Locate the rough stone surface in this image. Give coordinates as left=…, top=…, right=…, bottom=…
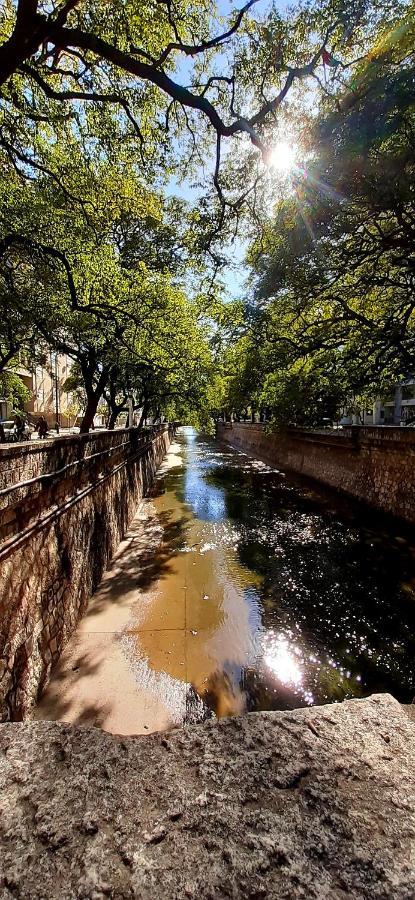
left=1, top=693, right=415, bottom=898
left=0, top=427, right=173, bottom=721
left=218, top=422, right=415, bottom=523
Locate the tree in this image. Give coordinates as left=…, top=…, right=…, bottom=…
left=0, top=368, right=30, bottom=411
left=0, top=128, right=215, bottom=430
left=1, top=1, right=409, bottom=434
left=243, top=6, right=415, bottom=423
left=0, top=0, right=400, bottom=239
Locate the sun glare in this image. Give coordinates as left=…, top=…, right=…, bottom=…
left=269, top=141, right=297, bottom=173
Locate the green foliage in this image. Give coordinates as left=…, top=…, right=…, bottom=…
left=1, top=0, right=413, bottom=433
left=1, top=0, right=407, bottom=255
left=0, top=122, right=214, bottom=430
left=0, top=369, right=30, bottom=411
left=238, top=5, right=415, bottom=426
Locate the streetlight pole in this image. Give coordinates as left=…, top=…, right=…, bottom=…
left=54, top=353, right=60, bottom=431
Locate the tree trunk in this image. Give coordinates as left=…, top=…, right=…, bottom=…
left=105, top=383, right=126, bottom=430
left=79, top=369, right=109, bottom=434
left=79, top=391, right=100, bottom=433
left=138, top=398, right=149, bottom=431
left=108, top=400, right=127, bottom=429
left=108, top=409, right=118, bottom=429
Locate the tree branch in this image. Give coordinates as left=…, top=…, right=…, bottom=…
left=131, top=0, right=259, bottom=68
left=0, top=4, right=337, bottom=164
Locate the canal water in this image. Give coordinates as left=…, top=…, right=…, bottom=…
left=135, top=426, right=415, bottom=721
left=35, top=425, right=415, bottom=732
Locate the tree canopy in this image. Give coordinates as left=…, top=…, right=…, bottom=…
left=0, top=125, right=212, bottom=429
left=218, top=4, right=415, bottom=426
left=0, top=0, right=413, bottom=431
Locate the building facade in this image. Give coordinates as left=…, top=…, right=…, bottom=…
left=14, top=352, right=77, bottom=427
left=339, top=380, right=415, bottom=427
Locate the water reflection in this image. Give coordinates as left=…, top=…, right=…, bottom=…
left=126, top=426, right=415, bottom=723
left=264, top=631, right=303, bottom=687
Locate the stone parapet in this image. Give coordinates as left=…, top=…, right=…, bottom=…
left=0, top=694, right=414, bottom=898
left=0, top=426, right=173, bottom=720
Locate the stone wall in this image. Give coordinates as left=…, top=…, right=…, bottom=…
left=218, top=422, right=415, bottom=522
left=0, top=426, right=173, bottom=721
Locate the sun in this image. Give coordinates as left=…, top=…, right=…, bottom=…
left=268, top=141, right=297, bottom=173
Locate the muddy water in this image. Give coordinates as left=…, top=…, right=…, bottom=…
left=125, top=426, right=415, bottom=722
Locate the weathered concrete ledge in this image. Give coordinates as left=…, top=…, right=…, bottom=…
left=1, top=694, right=414, bottom=898
left=218, top=422, right=415, bottom=523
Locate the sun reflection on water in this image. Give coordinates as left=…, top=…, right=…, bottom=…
left=263, top=630, right=315, bottom=704
left=176, top=431, right=415, bottom=710
left=264, top=631, right=303, bottom=686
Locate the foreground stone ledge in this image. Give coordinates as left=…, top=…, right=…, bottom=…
left=1, top=694, right=415, bottom=899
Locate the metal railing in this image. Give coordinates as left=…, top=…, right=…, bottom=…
left=0, top=424, right=170, bottom=501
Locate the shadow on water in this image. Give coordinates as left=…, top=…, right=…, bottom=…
left=166, top=428, right=415, bottom=716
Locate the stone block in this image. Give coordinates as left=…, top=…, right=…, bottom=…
left=0, top=695, right=414, bottom=898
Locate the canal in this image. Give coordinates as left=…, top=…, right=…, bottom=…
left=36, top=426, right=415, bottom=732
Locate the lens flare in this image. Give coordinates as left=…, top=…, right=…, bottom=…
left=269, top=141, right=297, bottom=172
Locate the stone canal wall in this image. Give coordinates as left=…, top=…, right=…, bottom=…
left=0, top=425, right=173, bottom=720
left=218, top=422, right=415, bottom=522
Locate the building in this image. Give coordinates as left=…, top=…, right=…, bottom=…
left=339, top=380, right=415, bottom=427
left=13, top=351, right=77, bottom=428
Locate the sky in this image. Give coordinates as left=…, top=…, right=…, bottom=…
left=165, top=0, right=278, bottom=301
